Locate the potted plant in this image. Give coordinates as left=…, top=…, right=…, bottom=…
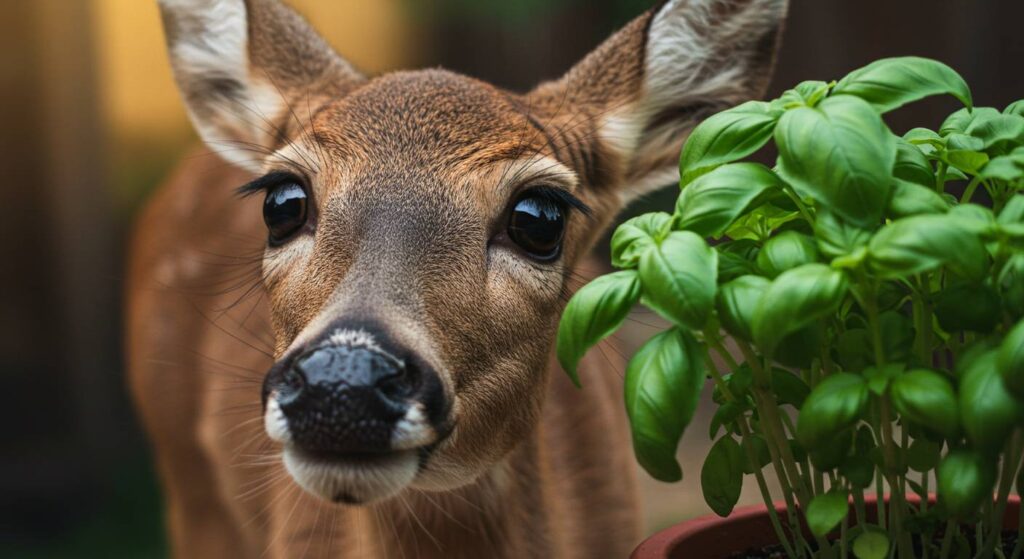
left=557, top=56, right=1024, bottom=559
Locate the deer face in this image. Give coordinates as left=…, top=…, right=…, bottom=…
left=159, top=0, right=786, bottom=504
left=254, top=74, right=602, bottom=503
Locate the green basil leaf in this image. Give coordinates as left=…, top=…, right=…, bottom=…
left=944, top=149, right=990, bottom=174
left=810, top=429, right=854, bottom=470
left=752, top=264, right=848, bottom=356
left=806, top=490, right=850, bottom=537
left=773, top=325, right=822, bottom=369
left=775, top=95, right=896, bottom=226
left=724, top=204, right=801, bottom=242
left=709, top=401, right=745, bottom=439
left=833, top=57, right=972, bottom=113
left=894, top=137, right=937, bottom=187
left=941, top=107, right=1001, bottom=136
left=880, top=276, right=911, bottom=311
left=721, top=253, right=761, bottom=283
left=955, top=340, right=1002, bottom=379
left=717, top=250, right=759, bottom=282
left=864, top=364, right=903, bottom=396
left=679, top=100, right=782, bottom=186
left=904, top=127, right=943, bottom=143
left=853, top=531, right=890, bottom=559
left=1000, top=195, right=1024, bottom=225
left=998, top=320, right=1024, bottom=398
left=625, top=328, right=704, bottom=482
left=723, top=365, right=754, bottom=402
left=960, top=349, right=1019, bottom=453
left=867, top=214, right=987, bottom=280
left=719, top=239, right=761, bottom=259
left=797, top=373, right=869, bottom=450
left=934, top=283, right=1001, bottom=333
left=776, top=80, right=833, bottom=109
left=716, top=275, right=770, bottom=342
left=904, top=127, right=944, bottom=156
left=1006, top=100, right=1024, bottom=118
left=835, top=328, right=871, bottom=372
left=556, top=271, right=641, bottom=386
left=887, top=179, right=951, bottom=218
left=840, top=454, right=876, bottom=489
left=945, top=166, right=969, bottom=181
left=701, top=436, right=744, bottom=517
left=639, top=231, right=717, bottom=330
left=906, top=438, right=943, bottom=473
left=867, top=446, right=896, bottom=475
left=610, top=212, right=671, bottom=269
left=997, top=203, right=1024, bottom=229
left=879, top=311, right=916, bottom=364
left=675, top=163, right=781, bottom=237
left=981, top=153, right=1024, bottom=181
left=968, top=112, right=1024, bottom=156
left=938, top=449, right=996, bottom=518
left=999, top=254, right=1024, bottom=319
left=890, top=369, right=959, bottom=440
left=741, top=434, right=772, bottom=474
left=756, top=231, right=819, bottom=278
left=948, top=204, right=999, bottom=238
left=815, top=210, right=873, bottom=259
left=772, top=368, right=811, bottom=408
left=947, top=133, right=985, bottom=152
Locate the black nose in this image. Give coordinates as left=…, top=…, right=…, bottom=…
left=277, top=344, right=412, bottom=454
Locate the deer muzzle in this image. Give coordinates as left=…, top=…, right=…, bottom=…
left=261, top=325, right=451, bottom=504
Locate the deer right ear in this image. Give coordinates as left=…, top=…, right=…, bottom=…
left=158, top=0, right=365, bottom=172
left=529, top=0, right=787, bottom=202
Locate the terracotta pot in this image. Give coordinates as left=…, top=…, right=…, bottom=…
left=632, top=496, right=1021, bottom=559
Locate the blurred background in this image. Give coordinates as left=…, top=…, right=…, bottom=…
left=1, top=0, right=1021, bottom=556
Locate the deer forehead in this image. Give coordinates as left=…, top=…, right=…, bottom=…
left=308, top=70, right=555, bottom=171
left=263, top=70, right=581, bottom=231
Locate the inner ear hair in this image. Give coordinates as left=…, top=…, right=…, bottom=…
left=642, top=100, right=724, bottom=137
left=631, top=0, right=787, bottom=158
left=157, top=0, right=365, bottom=172
left=526, top=0, right=787, bottom=203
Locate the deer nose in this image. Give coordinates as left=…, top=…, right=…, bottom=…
left=276, top=344, right=412, bottom=454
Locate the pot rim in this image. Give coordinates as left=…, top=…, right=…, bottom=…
left=632, top=494, right=1022, bottom=559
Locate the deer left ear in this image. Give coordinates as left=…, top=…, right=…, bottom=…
left=158, top=0, right=366, bottom=173
left=529, top=0, right=787, bottom=201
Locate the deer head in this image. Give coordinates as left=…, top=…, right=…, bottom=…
left=158, top=0, right=787, bottom=504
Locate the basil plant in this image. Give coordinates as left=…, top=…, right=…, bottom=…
left=558, top=57, right=1024, bottom=559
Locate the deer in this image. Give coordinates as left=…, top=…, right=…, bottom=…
left=127, top=0, right=786, bottom=556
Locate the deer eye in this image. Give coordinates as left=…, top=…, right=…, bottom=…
left=507, top=192, right=566, bottom=261
left=264, top=182, right=308, bottom=244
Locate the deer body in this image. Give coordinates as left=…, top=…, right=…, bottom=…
left=128, top=1, right=785, bottom=557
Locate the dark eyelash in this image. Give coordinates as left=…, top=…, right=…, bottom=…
left=526, top=185, right=593, bottom=218
left=236, top=171, right=305, bottom=198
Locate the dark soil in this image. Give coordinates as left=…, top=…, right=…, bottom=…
left=727, top=530, right=1020, bottom=558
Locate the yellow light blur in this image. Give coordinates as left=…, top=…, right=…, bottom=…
left=94, top=0, right=417, bottom=138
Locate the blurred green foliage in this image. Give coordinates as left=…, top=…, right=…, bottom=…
left=411, top=0, right=655, bottom=29
left=3, top=458, right=167, bottom=559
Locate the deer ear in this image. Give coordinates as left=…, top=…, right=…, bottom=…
left=158, top=0, right=365, bottom=172
left=530, top=0, right=787, bottom=201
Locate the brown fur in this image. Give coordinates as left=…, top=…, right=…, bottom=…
left=129, top=1, right=785, bottom=557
